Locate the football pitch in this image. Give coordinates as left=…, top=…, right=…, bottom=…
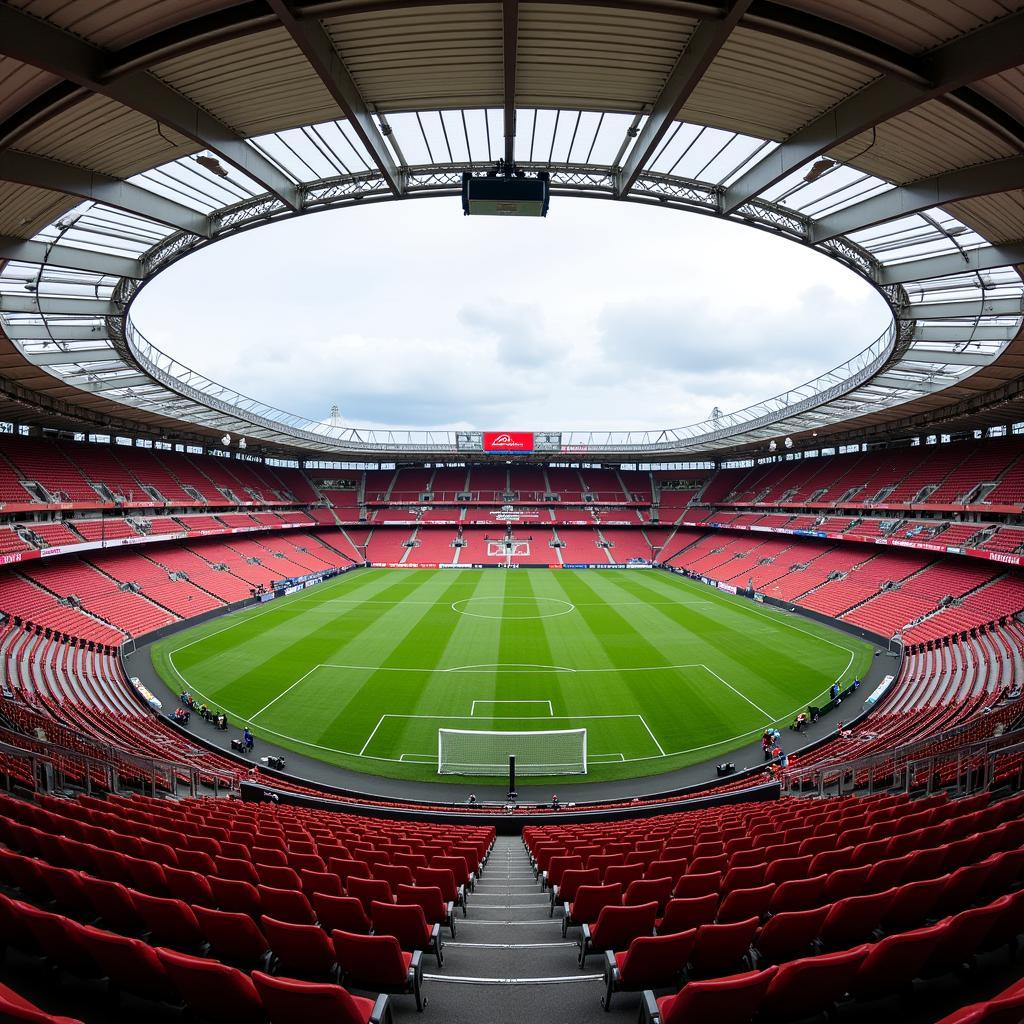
left=150, top=567, right=874, bottom=785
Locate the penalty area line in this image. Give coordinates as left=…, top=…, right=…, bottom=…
left=637, top=715, right=666, bottom=757
left=701, top=663, right=774, bottom=720
left=249, top=665, right=323, bottom=721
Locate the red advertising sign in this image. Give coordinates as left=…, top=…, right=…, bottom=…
left=483, top=431, right=535, bottom=452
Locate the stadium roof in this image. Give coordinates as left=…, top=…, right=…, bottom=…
left=0, top=0, right=1022, bottom=463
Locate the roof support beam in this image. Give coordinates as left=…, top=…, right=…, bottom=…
left=872, top=374, right=951, bottom=393
left=913, top=324, right=1016, bottom=343
left=0, top=151, right=211, bottom=236
left=810, top=155, right=1024, bottom=243
left=722, top=9, right=1024, bottom=214
left=905, top=296, right=1024, bottom=320
left=23, top=347, right=122, bottom=366
left=0, top=5, right=300, bottom=210
left=880, top=241, right=1024, bottom=284
left=0, top=295, right=118, bottom=316
left=2, top=323, right=109, bottom=341
left=899, top=348, right=993, bottom=366
left=267, top=1, right=404, bottom=194
left=0, top=236, right=143, bottom=278
left=502, top=0, right=519, bottom=165
left=61, top=373, right=153, bottom=392
left=616, top=0, right=752, bottom=196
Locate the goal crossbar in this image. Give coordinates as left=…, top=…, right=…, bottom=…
left=437, top=727, right=587, bottom=776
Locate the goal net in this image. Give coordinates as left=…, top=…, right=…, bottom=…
left=437, top=728, right=587, bottom=776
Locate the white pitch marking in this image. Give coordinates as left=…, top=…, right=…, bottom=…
left=359, top=714, right=388, bottom=756
left=700, top=663, right=774, bottom=720
left=637, top=715, right=666, bottom=757
left=471, top=699, right=553, bottom=716
left=249, top=664, right=323, bottom=721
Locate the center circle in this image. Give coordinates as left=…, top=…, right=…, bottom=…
left=451, top=596, right=576, bottom=620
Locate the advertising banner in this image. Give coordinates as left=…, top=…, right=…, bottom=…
left=482, top=431, right=534, bottom=452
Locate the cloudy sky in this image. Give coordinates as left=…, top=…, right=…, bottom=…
left=132, top=196, right=891, bottom=433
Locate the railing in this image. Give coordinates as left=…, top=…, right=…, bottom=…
left=0, top=724, right=236, bottom=797
left=785, top=722, right=1024, bottom=798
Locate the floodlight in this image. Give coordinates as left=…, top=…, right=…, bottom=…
left=221, top=433, right=231, bottom=446
left=769, top=440, right=777, bottom=452
left=784, top=436, right=794, bottom=448
left=238, top=438, right=246, bottom=450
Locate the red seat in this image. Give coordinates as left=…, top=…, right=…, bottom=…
left=623, top=877, right=673, bottom=914
left=721, top=864, right=767, bottom=893
left=130, top=892, right=204, bottom=951
left=717, top=884, right=775, bottom=924
left=329, top=858, right=374, bottom=887
left=331, top=929, right=425, bottom=1012
left=209, top=876, right=262, bottom=917
left=925, top=902, right=1004, bottom=976
left=0, top=979, right=84, bottom=1024
left=822, top=864, right=872, bottom=903
left=819, top=887, right=895, bottom=950
left=848, top=920, right=946, bottom=1000
left=672, top=871, right=721, bottom=899
left=374, top=863, right=414, bottom=893
left=605, top=863, right=646, bottom=888
left=551, top=867, right=600, bottom=919
left=79, top=924, right=178, bottom=1002
left=348, top=876, right=394, bottom=916
left=561, top=882, right=622, bottom=939
left=642, top=966, right=778, bottom=1024
left=163, top=866, right=215, bottom=908
left=256, top=864, right=302, bottom=890
left=214, top=856, right=260, bottom=885
left=415, top=867, right=465, bottom=916
left=602, top=929, right=697, bottom=1010
left=261, top=914, right=338, bottom=980
left=313, top=893, right=372, bottom=935
left=256, top=884, right=316, bottom=925
left=689, top=916, right=759, bottom=978
left=760, top=946, right=869, bottom=1021
left=753, top=905, right=830, bottom=966
left=300, top=869, right=344, bottom=899
left=371, top=900, right=444, bottom=967
left=933, top=862, right=994, bottom=917
left=647, top=858, right=688, bottom=883
left=37, top=866, right=94, bottom=921
left=882, top=875, right=947, bottom=932
left=657, top=894, right=720, bottom=935
left=251, top=970, right=389, bottom=1024
left=579, top=901, right=658, bottom=966
left=17, top=902, right=102, bottom=980
left=544, top=854, right=583, bottom=890
left=768, top=875, right=826, bottom=914
left=157, top=948, right=263, bottom=1021
left=396, top=883, right=456, bottom=938
left=79, top=876, right=145, bottom=935
left=194, top=905, right=271, bottom=968
left=690, top=854, right=729, bottom=875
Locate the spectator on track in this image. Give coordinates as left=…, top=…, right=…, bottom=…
left=761, top=730, right=773, bottom=760
left=243, top=727, right=254, bottom=751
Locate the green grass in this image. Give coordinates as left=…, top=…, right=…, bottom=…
left=149, top=568, right=874, bottom=785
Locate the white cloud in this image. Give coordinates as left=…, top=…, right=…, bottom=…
left=131, top=197, right=891, bottom=432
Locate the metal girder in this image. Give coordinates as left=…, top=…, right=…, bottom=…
left=267, top=1, right=403, bottom=194
left=617, top=0, right=752, bottom=196
left=905, top=296, right=1024, bottom=320
left=880, top=241, right=1024, bottom=285
left=872, top=374, right=950, bottom=393
left=24, top=347, right=122, bottom=366
left=502, top=0, right=519, bottom=165
left=0, top=236, right=143, bottom=278
left=0, top=295, right=118, bottom=315
left=913, top=324, right=1016, bottom=343
left=60, top=373, right=153, bottom=392
left=0, top=151, right=211, bottom=236
left=2, top=323, right=108, bottom=341
left=899, top=348, right=993, bottom=367
left=0, top=4, right=300, bottom=210
left=810, top=155, right=1024, bottom=243
left=722, top=9, right=1024, bottom=213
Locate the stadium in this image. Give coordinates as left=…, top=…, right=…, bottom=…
left=0, top=0, right=1022, bottom=1021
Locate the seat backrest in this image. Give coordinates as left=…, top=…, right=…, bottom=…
left=623, top=877, right=673, bottom=912
left=256, top=864, right=302, bottom=890
left=313, top=893, right=372, bottom=934
left=721, top=864, right=767, bottom=892
left=761, top=945, right=869, bottom=1016
left=547, top=855, right=583, bottom=887
left=571, top=883, right=622, bottom=921
left=672, top=871, right=721, bottom=899
left=375, top=864, right=415, bottom=891
left=753, top=904, right=830, bottom=964
left=658, top=894, right=720, bottom=935
left=329, top=858, right=373, bottom=886
left=208, top=876, right=261, bottom=917
left=558, top=868, right=601, bottom=903
left=415, top=867, right=458, bottom=902
left=331, top=929, right=408, bottom=986
left=592, top=901, right=657, bottom=948
left=395, top=884, right=446, bottom=922
left=256, top=884, right=316, bottom=925
left=664, top=966, right=779, bottom=1024
left=821, top=887, right=895, bottom=948
left=348, top=875, right=393, bottom=913
left=691, top=916, right=760, bottom=975
left=850, top=920, right=946, bottom=1000
left=251, top=970, right=376, bottom=1024
left=156, top=947, right=263, bottom=1017
left=619, top=930, right=697, bottom=989
left=300, top=869, right=344, bottom=899
left=718, top=883, right=775, bottom=924
left=823, top=864, right=872, bottom=902
left=648, top=858, right=688, bottom=882
left=605, top=863, right=646, bottom=887
left=769, top=874, right=826, bottom=914
left=371, top=900, right=429, bottom=950
left=261, top=914, right=337, bottom=977
left=193, top=906, right=269, bottom=965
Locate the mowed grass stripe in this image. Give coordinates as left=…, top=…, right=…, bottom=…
left=150, top=568, right=876, bottom=784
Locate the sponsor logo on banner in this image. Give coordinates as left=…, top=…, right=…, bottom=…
left=483, top=431, right=534, bottom=452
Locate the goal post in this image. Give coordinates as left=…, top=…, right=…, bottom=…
left=437, top=728, right=587, bottom=776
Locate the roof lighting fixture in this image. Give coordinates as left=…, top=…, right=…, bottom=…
left=221, top=433, right=231, bottom=446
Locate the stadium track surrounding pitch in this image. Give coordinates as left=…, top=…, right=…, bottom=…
left=150, top=568, right=874, bottom=784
